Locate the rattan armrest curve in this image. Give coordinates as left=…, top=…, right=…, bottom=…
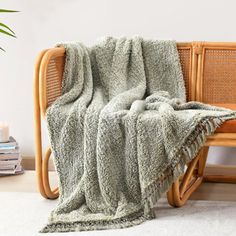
left=39, top=47, right=65, bottom=116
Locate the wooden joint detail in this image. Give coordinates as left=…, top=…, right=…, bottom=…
left=192, top=42, right=204, bottom=55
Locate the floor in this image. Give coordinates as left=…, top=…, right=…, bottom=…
left=1, top=168, right=236, bottom=201
left=0, top=170, right=236, bottom=236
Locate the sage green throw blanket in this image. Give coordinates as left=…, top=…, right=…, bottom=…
left=42, top=37, right=236, bottom=233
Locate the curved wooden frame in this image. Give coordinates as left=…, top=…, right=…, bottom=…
left=34, top=42, right=236, bottom=203
left=33, top=48, right=64, bottom=199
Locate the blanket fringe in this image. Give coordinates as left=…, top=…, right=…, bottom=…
left=142, top=115, right=231, bottom=215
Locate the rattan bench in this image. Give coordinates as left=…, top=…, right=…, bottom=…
left=34, top=42, right=236, bottom=206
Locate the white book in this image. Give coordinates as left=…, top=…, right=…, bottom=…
left=0, top=151, right=20, bottom=160
left=0, top=156, right=21, bottom=168
left=0, top=165, right=16, bottom=170
left=0, top=168, right=16, bottom=174
left=0, top=165, right=24, bottom=176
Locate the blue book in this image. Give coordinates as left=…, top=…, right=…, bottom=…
left=0, top=136, right=17, bottom=149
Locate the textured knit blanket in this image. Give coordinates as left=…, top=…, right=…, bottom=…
left=42, top=37, right=236, bottom=233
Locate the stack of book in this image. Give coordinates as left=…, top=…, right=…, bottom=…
left=0, top=136, right=23, bottom=176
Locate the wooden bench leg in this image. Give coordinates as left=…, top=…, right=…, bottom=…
left=34, top=50, right=59, bottom=200
left=34, top=108, right=59, bottom=199
left=167, top=185, right=176, bottom=207
left=167, top=147, right=209, bottom=207
left=42, top=147, right=59, bottom=199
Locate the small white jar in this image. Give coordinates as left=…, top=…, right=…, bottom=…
left=0, top=123, right=9, bottom=143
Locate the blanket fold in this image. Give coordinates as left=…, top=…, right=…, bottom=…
left=42, top=37, right=236, bottom=233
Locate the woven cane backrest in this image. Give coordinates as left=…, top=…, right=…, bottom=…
left=199, top=43, right=236, bottom=104
left=46, top=56, right=64, bottom=106
left=177, top=45, right=192, bottom=101
left=39, top=48, right=65, bottom=115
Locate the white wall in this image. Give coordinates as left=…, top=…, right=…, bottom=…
left=1, top=0, right=236, bottom=164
